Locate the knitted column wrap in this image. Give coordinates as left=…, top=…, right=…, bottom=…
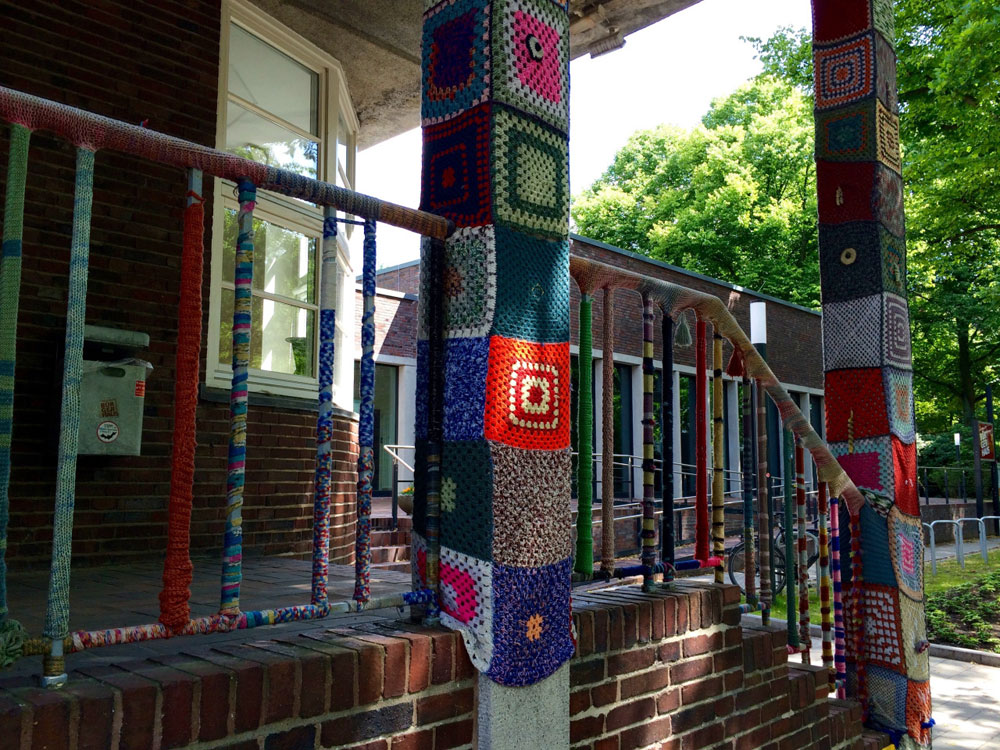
left=354, top=219, right=377, bottom=603
left=0, top=124, right=30, bottom=630
left=694, top=318, right=709, bottom=561
left=831, top=492, right=847, bottom=698
left=742, top=376, right=757, bottom=607
left=601, top=288, right=615, bottom=575
left=641, top=294, right=657, bottom=588
left=660, top=313, right=675, bottom=572
left=43, top=147, right=95, bottom=644
left=756, top=382, right=772, bottom=625
left=312, top=210, right=337, bottom=605
left=818, top=482, right=835, bottom=677
left=796, top=439, right=811, bottom=661
left=220, top=179, right=256, bottom=615
left=784, top=427, right=799, bottom=650
left=159, top=173, right=204, bottom=631
left=574, top=294, right=593, bottom=574
left=711, top=332, right=725, bottom=583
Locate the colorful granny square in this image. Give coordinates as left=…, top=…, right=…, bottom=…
left=883, top=293, right=912, bottom=369
left=874, top=164, right=905, bottom=237
left=817, top=162, right=876, bottom=225
left=831, top=435, right=893, bottom=495
left=443, top=226, right=497, bottom=338
left=815, top=34, right=875, bottom=110
left=440, top=440, right=494, bottom=559
left=892, top=436, right=919, bottom=515
left=812, top=1, right=872, bottom=45
left=491, top=443, right=571, bottom=566
left=484, top=335, right=570, bottom=450
left=822, top=294, right=882, bottom=370
left=861, top=583, right=905, bottom=670
left=415, top=340, right=429, bottom=440
left=889, top=506, right=923, bottom=602
left=422, top=0, right=491, bottom=125
left=899, top=594, right=930, bottom=681
left=492, top=0, right=569, bottom=132
left=824, top=368, right=889, bottom=442
left=874, top=33, right=899, bottom=112
left=872, top=0, right=895, bottom=48
left=815, top=101, right=876, bottom=163
left=440, top=546, right=495, bottom=672
left=421, top=104, right=493, bottom=227
left=444, top=336, right=490, bottom=441
left=880, top=226, right=907, bottom=298
left=876, top=99, right=902, bottom=173
left=867, top=664, right=909, bottom=733
left=492, top=105, right=568, bottom=240
left=818, top=222, right=883, bottom=303
left=859, top=502, right=897, bottom=586
left=884, top=366, right=915, bottom=443
left=492, top=225, right=569, bottom=342
left=906, top=679, right=933, bottom=747
left=486, top=557, right=575, bottom=686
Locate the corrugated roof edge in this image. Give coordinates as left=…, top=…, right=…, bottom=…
left=570, top=233, right=821, bottom=317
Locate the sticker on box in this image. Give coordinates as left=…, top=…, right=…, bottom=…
left=97, top=421, right=119, bottom=443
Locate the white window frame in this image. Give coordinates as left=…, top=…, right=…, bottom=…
left=207, top=0, right=359, bottom=407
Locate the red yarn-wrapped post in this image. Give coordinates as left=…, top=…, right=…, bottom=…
left=159, top=169, right=204, bottom=631
left=694, top=318, right=709, bottom=562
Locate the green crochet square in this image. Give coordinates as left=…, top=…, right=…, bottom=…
left=443, top=226, right=496, bottom=338
left=879, top=226, right=906, bottom=298
left=872, top=0, right=895, bottom=48
left=492, top=106, right=568, bottom=239
left=440, top=440, right=494, bottom=560
left=492, top=225, right=568, bottom=342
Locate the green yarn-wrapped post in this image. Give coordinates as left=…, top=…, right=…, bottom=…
left=575, top=294, right=594, bottom=574
left=0, top=125, right=30, bottom=631
left=43, top=147, right=95, bottom=683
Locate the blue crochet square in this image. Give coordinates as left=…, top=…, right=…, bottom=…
left=415, top=340, right=429, bottom=440
left=422, top=0, right=491, bottom=125
left=867, top=665, right=908, bottom=732
left=487, top=557, right=575, bottom=686
left=859, top=503, right=897, bottom=587
left=443, top=337, right=489, bottom=440
left=492, top=226, right=569, bottom=343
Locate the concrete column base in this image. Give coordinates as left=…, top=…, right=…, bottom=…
left=477, top=662, right=570, bottom=749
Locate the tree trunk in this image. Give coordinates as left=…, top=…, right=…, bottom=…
left=957, top=318, right=976, bottom=425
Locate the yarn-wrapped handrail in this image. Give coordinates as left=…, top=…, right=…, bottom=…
left=0, top=86, right=451, bottom=240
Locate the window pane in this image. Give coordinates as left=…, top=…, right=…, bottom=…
left=229, top=24, right=318, bottom=134
left=337, top=113, right=349, bottom=175
left=218, top=290, right=315, bottom=377
left=222, top=208, right=316, bottom=303
left=226, top=100, right=319, bottom=178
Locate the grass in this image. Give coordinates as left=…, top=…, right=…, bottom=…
left=743, top=547, right=1000, bottom=653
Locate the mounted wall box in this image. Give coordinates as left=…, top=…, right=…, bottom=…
left=78, top=326, right=152, bottom=456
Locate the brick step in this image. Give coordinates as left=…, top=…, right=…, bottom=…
left=371, top=516, right=412, bottom=532
left=370, top=529, right=411, bottom=547
left=369, top=545, right=410, bottom=564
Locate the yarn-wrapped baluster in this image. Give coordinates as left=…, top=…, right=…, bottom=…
left=354, top=219, right=377, bottom=603
left=574, top=294, right=593, bottom=574
left=796, top=439, right=811, bottom=661
left=694, top=319, right=708, bottom=561
left=601, top=288, right=616, bottom=575
left=641, top=294, right=657, bottom=588
left=818, top=482, right=834, bottom=679
left=660, top=312, right=675, bottom=573
left=711, top=331, right=725, bottom=583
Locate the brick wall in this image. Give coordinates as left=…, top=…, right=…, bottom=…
left=356, top=288, right=417, bottom=361
left=0, top=582, right=881, bottom=749
left=372, top=263, right=421, bottom=296
left=0, top=0, right=358, bottom=567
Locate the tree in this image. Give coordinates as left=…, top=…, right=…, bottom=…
left=747, top=2, right=1000, bottom=431
left=573, top=77, right=820, bottom=308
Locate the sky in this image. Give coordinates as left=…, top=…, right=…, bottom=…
left=350, top=0, right=812, bottom=271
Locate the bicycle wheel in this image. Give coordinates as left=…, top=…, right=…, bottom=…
left=770, top=541, right=787, bottom=594
left=728, top=542, right=748, bottom=593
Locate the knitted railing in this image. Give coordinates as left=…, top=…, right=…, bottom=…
left=0, top=87, right=446, bottom=685
left=570, top=255, right=858, bottom=693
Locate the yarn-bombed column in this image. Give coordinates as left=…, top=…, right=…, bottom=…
left=659, top=312, right=675, bottom=573
left=575, top=294, right=593, bottom=574
left=354, top=220, right=377, bottom=603
left=417, top=0, right=574, bottom=687
left=711, top=332, right=725, bottom=583
left=160, top=169, right=204, bottom=631
left=0, top=125, right=29, bottom=639
left=810, top=1, right=930, bottom=744
left=641, top=294, right=657, bottom=588
left=741, top=375, right=757, bottom=608
left=796, top=440, right=811, bottom=662
left=220, top=179, right=255, bottom=616
left=694, top=319, right=709, bottom=561
left=43, top=147, right=95, bottom=683
left=311, top=209, right=337, bottom=606
left=831, top=492, right=848, bottom=698
left=601, top=288, right=616, bottom=575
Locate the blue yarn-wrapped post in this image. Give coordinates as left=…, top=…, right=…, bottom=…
left=311, top=208, right=337, bottom=606
left=42, top=147, right=95, bottom=684
left=221, top=179, right=256, bottom=615
left=0, top=125, right=30, bottom=640
left=354, top=219, right=377, bottom=603
left=660, top=313, right=675, bottom=576
left=641, top=294, right=657, bottom=589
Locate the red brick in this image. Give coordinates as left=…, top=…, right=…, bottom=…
left=570, top=658, right=605, bottom=686
left=593, top=737, right=620, bottom=750
left=714, top=646, right=743, bottom=673
left=682, top=632, right=723, bottom=658
left=670, top=656, right=713, bottom=684
left=570, top=714, right=604, bottom=743
left=63, top=680, right=114, bottom=750
left=192, top=650, right=263, bottom=734
left=76, top=666, right=158, bottom=750
left=260, top=640, right=330, bottom=719
left=14, top=687, right=72, bottom=750
left=714, top=695, right=734, bottom=717
left=606, top=697, right=655, bottom=731
left=576, top=610, right=595, bottom=657
left=120, top=662, right=197, bottom=749
left=342, top=742, right=388, bottom=750
left=621, top=603, right=638, bottom=648
left=681, top=675, right=723, bottom=705
left=608, top=607, right=625, bottom=651
left=321, top=702, right=414, bottom=746
left=343, top=631, right=408, bottom=699
left=429, top=631, right=455, bottom=685
left=571, top=688, right=591, bottom=715
left=454, top=641, right=476, bottom=681
left=591, top=681, right=618, bottom=708
left=670, top=701, right=716, bottom=734
left=307, top=634, right=380, bottom=706
left=681, top=721, right=723, bottom=750
left=721, top=584, right=741, bottom=605
left=391, top=729, right=434, bottom=750
left=434, top=717, right=473, bottom=749
left=656, top=687, right=680, bottom=715
left=608, top=646, right=656, bottom=677
left=620, top=716, right=671, bottom=749
left=620, top=666, right=670, bottom=699
left=150, top=654, right=232, bottom=741
left=593, top=608, right=610, bottom=653
left=416, top=687, right=473, bottom=726
left=658, top=640, right=681, bottom=663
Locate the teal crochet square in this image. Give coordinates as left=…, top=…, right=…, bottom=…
left=440, top=440, right=494, bottom=560
left=492, top=225, right=568, bottom=342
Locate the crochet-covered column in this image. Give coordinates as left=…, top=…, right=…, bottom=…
left=810, top=1, right=930, bottom=745
left=416, top=0, right=574, bottom=700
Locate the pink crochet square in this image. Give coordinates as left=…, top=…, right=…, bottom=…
left=513, top=10, right=562, bottom=104
left=836, top=450, right=883, bottom=490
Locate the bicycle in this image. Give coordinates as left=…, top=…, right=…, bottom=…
left=727, top=517, right=819, bottom=596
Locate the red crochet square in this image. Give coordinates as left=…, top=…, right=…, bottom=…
left=906, top=679, right=932, bottom=747
left=892, top=437, right=919, bottom=514
left=817, top=161, right=876, bottom=225
left=484, top=335, right=570, bottom=450
left=824, top=368, right=888, bottom=442
left=813, top=0, right=872, bottom=45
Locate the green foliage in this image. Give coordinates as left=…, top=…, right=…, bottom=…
left=572, top=77, right=820, bottom=308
